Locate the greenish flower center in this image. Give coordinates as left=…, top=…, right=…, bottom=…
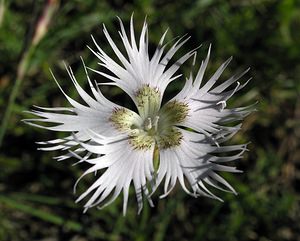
left=110, top=85, right=189, bottom=150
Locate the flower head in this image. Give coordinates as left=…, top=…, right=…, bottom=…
left=25, top=16, right=253, bottom=215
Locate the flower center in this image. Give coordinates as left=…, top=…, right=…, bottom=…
left=110, top=86, right=189, bottom=150
left=144, top=116, right=159, bottom=134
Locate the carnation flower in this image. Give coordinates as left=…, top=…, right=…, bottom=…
left=25, top=16, right=253, bottom=215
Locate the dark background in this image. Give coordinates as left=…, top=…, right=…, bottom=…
left=0, top=0, right=299, bottom=240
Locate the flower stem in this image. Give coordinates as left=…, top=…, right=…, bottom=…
left=0, top=0, right=5, bottom=26
left=0, top=0, right=58, bottom=147
left=0, top=47, right=34, bottom=146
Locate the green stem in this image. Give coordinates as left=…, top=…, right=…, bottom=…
left=0, top=195, right=82, bottom=231
left=0, top=0, right=58, bottom=147
left=0, top=0, right=5, bottom=26
left=0, top=47, right=35, bottom=146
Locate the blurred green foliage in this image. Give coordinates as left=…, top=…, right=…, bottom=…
left=0, top=0, right=300, bottom=240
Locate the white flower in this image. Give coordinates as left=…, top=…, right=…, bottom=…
left=25, top=16, right=253, bottom=215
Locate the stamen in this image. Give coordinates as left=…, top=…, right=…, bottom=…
left=217, top=100, right=226, bottom=111
left=130, top=129, right=142, bottom=136
left=145, top=117, right=152, bottom=130
left=153, top=116, right=160, bottom=132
